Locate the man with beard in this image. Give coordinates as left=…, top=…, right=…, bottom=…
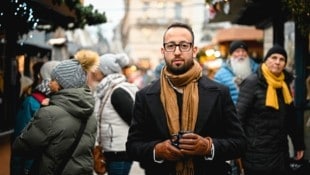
left=126, top=22, right=246, bottom=175
left=214, top=40, right=259, bottom=104
left=214, top=41, right=259, bottom=175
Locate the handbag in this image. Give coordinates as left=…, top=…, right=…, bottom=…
left=93, top=145, right=106, bottom=175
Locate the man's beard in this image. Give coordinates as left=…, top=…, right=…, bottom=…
left=231, top=57, right=252, bottom=79
left=166, top=59, right=194, bottom=75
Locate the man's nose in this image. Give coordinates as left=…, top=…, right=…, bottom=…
left=174, top=46, right=182, bottom=54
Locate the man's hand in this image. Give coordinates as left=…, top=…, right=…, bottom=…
left=155, top=139, right=184, bottom=161
left=178, top=133, right=212, bottom=156
left=295, top=150, right=304, bottom=160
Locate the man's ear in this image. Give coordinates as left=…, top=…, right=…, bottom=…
left=192, top=46, right=198, bottom=57
left=161, top=47, right=165, bottom=55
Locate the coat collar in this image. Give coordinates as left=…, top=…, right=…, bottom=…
left=145, top=76, right=223, bottom=135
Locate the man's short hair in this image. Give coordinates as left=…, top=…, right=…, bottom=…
left=163, top=22, right=194, bottom=44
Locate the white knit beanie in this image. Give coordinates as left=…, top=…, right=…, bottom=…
left=99, top=53, right=129, bottom=75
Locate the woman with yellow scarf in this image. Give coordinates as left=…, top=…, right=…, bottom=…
left=236, top=44, right=305, bottom=175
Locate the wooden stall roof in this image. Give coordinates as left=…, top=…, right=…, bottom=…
left=212, top=26, right=264, bottom=44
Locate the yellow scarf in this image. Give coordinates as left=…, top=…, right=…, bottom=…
left=160, top=60, right=202, bottom=175
left=261, top=63, right=293, bottom=109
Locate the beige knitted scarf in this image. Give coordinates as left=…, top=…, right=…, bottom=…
left=160, top=60, right=202, bottom=175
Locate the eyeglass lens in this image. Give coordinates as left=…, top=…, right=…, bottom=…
left=164, top=42, right=192, bottom=52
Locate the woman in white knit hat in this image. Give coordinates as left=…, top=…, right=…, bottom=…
left=92, top=53, right=139, bottom=175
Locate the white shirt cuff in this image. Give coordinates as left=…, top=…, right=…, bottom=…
left=204, top=143, right=215, bottom=160
left=153, top=149, right=164, bottom=163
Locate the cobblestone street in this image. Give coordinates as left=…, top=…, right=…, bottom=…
left=129, top=161, right=145, bottom=175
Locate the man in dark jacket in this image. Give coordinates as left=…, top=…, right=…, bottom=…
left=236, top=44, right=305, bottom=175
left=126, top=22, right=246, bottom=175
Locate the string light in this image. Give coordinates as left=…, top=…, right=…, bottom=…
left=0, top=0, right=40, bottom=32
left=0, top=0, right=106, bottom=35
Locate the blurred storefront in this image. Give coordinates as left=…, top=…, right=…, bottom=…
left=212, top=26, right=264, bottom=61
left=0, top=1, right=89, bottom=174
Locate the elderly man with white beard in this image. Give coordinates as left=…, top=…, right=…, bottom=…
left=214, top=40, right=259, bottom=175
left=214, top=40, right=259, bottom=105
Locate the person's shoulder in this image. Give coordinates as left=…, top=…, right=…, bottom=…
left=138, top=79, right=160, bottom=95
left=114, top=81, right=139, bottom=97
left=31, top=105, right=58, bottom=121
left=246, top=71, right=258, bottom=81
left=37, top=104, right=72, bottom=121
left=283, top=69, right=294, bottom=83
left=119, top=81, right=139, bottom=90
left=214, top=63, right=232, bottom=78
left=240, top=72, right=259, bottom=86
left=18, top=95, right=40, bottom=111
left=199, top=76, right=228, bottom=90
left=249, top=58, right=260, bottom=70
left=22, top=95, right=36, bottom=103
left=215, top=63, right=230, bottom=73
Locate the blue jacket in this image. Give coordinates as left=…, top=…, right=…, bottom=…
left=14, top=95, right=41, bottom=138
left=214, top=58, right=258, bottom=104
left=12, top=91, right=45, bottom=175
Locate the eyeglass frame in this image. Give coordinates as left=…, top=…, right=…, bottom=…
left=163, top=41, right=193, bottom=52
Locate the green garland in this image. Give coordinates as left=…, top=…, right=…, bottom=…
left=0, top=0, right=106, bottom=35
left=52, top=0, right=107, bottom=29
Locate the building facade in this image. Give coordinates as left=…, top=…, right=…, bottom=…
left=121, top=0, right=207, bottom=68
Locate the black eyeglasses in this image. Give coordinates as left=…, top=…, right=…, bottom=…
left=163, top=41, right=192, bottom=52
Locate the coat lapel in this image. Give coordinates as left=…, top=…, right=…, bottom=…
left=146, top=81, right=171, bottom=137
left=145, top=78, right=221, bottom=136
left=195, top=77, right=221, bottom=133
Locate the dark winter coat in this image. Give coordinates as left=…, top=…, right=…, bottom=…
left=13, top=87, right=97, bottom=175
left=126, top=76, right=246, bottom=175
left=236, top=66, right=305, bottom=172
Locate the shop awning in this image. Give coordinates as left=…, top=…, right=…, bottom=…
left=212, top=26, right=263, bottom=43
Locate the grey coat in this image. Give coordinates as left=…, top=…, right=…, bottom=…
left=13, top=87, right=97, bottom=175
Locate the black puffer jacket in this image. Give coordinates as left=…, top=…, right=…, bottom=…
left=236, top=65, right=305, bottom=171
